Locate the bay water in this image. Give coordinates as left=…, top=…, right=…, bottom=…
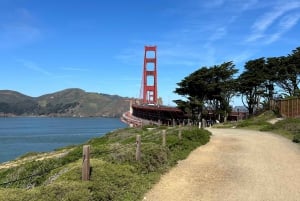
left=0, top=117, right=127, bottom=163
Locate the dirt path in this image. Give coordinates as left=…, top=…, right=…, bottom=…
left=144, top=128, right=300, bottom=201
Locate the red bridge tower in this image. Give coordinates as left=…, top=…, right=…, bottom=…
left=142, top=46, right=158, bottom=104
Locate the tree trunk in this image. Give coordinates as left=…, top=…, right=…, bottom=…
left=249, top=107, right=254, bottom=116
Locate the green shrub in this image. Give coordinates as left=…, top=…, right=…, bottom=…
left=136, top=144, right=169, bottom=173
left=292, top=133, right=300, bottom=143
left=17, top=152, right=43, bottom=160
left=259, top=124, right=275, bottom=131
left=0, top=126, right=211, bottom=201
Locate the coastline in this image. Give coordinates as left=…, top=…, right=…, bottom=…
left=0, top=126, right=210, bottom=200
left=0, top=148, right=71, bottom=170
left=0, top=117, right=127, bottom=164
left=0, top=114, right=123, bottom=118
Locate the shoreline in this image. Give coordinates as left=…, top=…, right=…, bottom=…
left=0, top=148, right=71, bottom=170
left=0, top=126, right=211, bottom=200
left=0, top=115, right=122, bottom=118
left=0, top=117, right=127, bottom=164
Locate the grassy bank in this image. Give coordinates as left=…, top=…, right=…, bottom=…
left=214, top=111, right=300, bottom=143
left=260, top=118, right=300, bottom=143
left=0, top=126, right=210, bottom=201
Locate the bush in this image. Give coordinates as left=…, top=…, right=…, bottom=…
left=292, top=133, right=300, bottom=143
left=0, top=126, right=211, bottom=201
left=259, top=124, right=275, bottom=131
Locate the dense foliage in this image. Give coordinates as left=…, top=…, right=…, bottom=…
left=174, top=46, right=300, bottom=118
left=0, top=126, right=210, bottom=201
left=174, top=61, right=237, bottom=122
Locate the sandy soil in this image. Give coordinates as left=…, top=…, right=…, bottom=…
left=268, top=118, right=283, bottom=124
left=0, top=150, right=69, bottom=170
left=144, top=128, right=300, bottom=201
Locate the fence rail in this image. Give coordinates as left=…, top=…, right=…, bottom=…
left=274, top=98, right=300, bottom=118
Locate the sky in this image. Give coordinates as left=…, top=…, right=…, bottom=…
left=0, top=0, right=300, bottom=106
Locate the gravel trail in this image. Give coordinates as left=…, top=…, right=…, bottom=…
left=144, top=128, right=300, bottom=201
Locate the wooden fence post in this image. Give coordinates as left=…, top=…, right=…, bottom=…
left=162, top=130, right=166, bottom=147
left=201, top=118, right=206, bottom=128
left=136, top=135, right=141, bottom=161
left=178, top=129, right=182, bottom=140
left=82, top=145, right=90, bottom=181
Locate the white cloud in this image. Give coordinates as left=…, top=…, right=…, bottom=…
left=241, top=0, right=259, bottom=11
left=209, top=27, right=227, bottom=41
left=279, top=12, right=300, bottom=30
left=246, top=33, right=265, bottom=43
left=264, top=33, right=282, bottom=45
left=17, top=8, right=35, bottom=23
left=252, top=2, right=300, bottom=32
left=263, top=13, right=300, bottom=45
left=246, top=1, right=300, bottom=44
left=18, top=59, right=52, bottom=76
left=202, top=0, right=225, bottom=8
left=0, top=8, right=41, bottom=49
left=2, top=24, right=40, bottom=40
left=115, top=46, right=141, bottom=64
left=231, top=51, right=255, bottom=65
left=62, top=67, right=89, bottom=72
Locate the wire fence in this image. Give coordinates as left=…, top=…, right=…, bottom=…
left=0, top=128, right=186, bottom=187
left=0, top=163, right=64, bottom=187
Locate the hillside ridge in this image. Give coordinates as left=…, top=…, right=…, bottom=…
left=0, top=88, right=130, bottom=117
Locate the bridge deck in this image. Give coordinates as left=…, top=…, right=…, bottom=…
left=131, top=104, right=184, bottom=125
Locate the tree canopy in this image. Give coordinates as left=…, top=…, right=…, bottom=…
left=174, top=46, right=300, bottom=120
left=174, top=61, right=237, bottom=122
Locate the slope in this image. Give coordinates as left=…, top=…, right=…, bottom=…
left=0, top=89, right=129, bottom=117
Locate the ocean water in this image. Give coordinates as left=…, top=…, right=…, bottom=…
left=0, top=117, right=127, bottom=163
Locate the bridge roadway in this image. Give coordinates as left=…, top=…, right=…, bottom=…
left=122, top=104, right=184, bottom=126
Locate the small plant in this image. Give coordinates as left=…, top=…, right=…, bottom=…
left=17, top=152, right=43, bottom=160
left=292, top=133, right=300, bottom=143
left=0, top=126, right=210, bottom=201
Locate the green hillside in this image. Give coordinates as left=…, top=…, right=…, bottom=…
left=0, top=90, right=38, bottom=115
left=0, top=89, right=129, bottom=117
left=0, top=126, right=211, bottom=201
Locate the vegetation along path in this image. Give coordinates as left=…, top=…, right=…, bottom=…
left=144, top=128, right=300, bottom=201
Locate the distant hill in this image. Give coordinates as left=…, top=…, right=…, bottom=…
left=0, top=88, right=130, bottom=117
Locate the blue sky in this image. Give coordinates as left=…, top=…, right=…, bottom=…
left=0, top=0, right=300, bottom=106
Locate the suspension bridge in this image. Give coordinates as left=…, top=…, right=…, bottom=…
left=121, top=46, right=185, bottom=127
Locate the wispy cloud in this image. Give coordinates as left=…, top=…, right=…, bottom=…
left=231, top=51, right=256, bottom=66
left=116, top=9, right=230, bottom=68
left=115, top=48, right=141, bottom=64
left=279, top=12, right=300, bottom=29
left=100, top=77, right=142, bottom=82
left=116, top=42, right=205, bottom=69
left=209, top=27, right=227, bottom=42
left=241, top=0, right=259, bottom=11
left=1, top=24, right=40, bottom=44
left=253, top=2, right=300, bottom=32
left=117, top=0, right=299, bottom=71
left=18, top=59, right=52, bottom=76
left=0, top=8, right=41, bottom=49
left=246, top=1, right=300, bottom=44
left=265, top=12, right=300, bottom=44
left=61, top=67, right=89, bottom=72
left=202, top=0, right=225, bottom=8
